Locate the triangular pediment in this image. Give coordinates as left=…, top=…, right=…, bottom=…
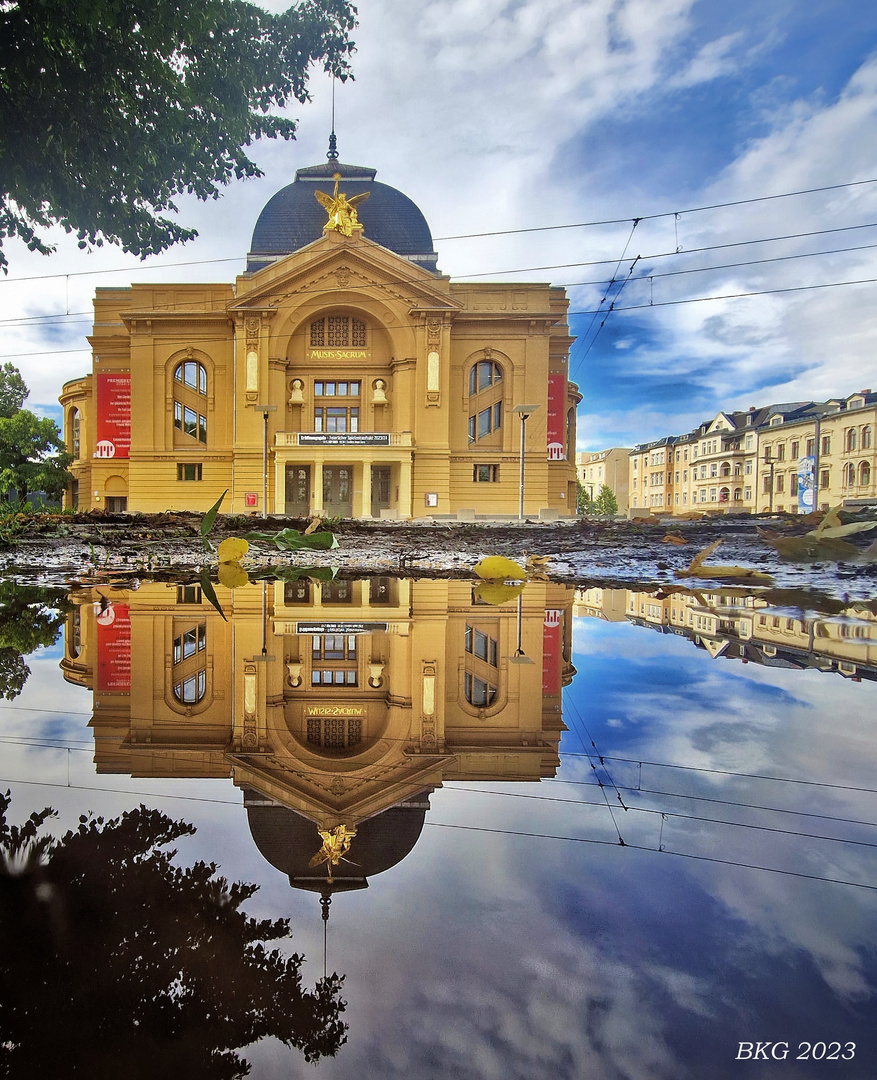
left=230, top=233, right=460, bottom=315
left=228, top=751, right=451, bottom=828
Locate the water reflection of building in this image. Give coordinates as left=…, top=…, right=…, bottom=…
left=63, top=578, right=574, bottom=890
left=574, top=586, right=877, bottom=680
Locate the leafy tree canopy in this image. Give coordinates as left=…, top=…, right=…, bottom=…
left=0, top=794, right=347, bottom=1077
left=0, top=363, right=28, bottom=419
left=0, top=409, right=73, bottom=503
left=0, top=0, right=357, bottom=270
left=0, top=580, right=69, bottom=698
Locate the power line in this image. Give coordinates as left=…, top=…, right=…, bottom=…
left=5, top=231, right=877, bottom=337
left=433, top=177, right=877, bottom=241
left=565, top=274, right=877, bottom=319
left=425, top=821, right=877, bottom=892
left=2, top=177, right=876, bottom=286
left=3, top=771, right=873, bottom=891
left=573, top=753, right=877, bottom=795
left=442, top=784, right=877, bottom=850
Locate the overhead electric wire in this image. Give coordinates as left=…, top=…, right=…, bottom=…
left=432, top=176, right=877, bottom=241
left=543, top=777, right=877, bottom=831
left=441, top=785, right=877, bottom=851
left=2, top=770, right=875, bottom=892
left=425, top=821, right=877, bottom=892
left=2, top=176, right=875, bottom=286
left=5, top=230, right=877, bottom=335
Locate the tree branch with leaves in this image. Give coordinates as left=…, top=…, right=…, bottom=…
left=0, top=0, right=357, bottom=270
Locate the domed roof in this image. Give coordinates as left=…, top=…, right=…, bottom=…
left=246, top=154, right=439, bottom=274
left=244, top=789, right=432, bottom=894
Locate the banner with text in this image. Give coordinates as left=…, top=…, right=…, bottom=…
left=96, top=603, right=131, bottom=692
left=95, top=372, right=131, bottom=458
left=797, top=455, right=816, bottom=514
left=547, top=373, right=566, bottom=460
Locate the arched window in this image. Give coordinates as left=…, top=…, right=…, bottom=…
left=844, top=462, right=856, bottom=487
left=173, top=361, right=207, bottom=445
left=719, top=487, right=730, bottom=502
left=172, top=621, right=208, bottom=705
left=733, top=487, right=742, bottom=502
left=860, top=460, right=871, bottom=487
left=174, top=360, right=206, bottom=394
left=468, top=360, right=502, bottom=396
left=310, top=316, right=366, bottom=348
left=463, top=622, right=499, bottom=707
left=467, top=360, right=504, bottom=445
left=862, top=425, right=872, bottom=449
left=846, top=427, right=858, bottom=452
left=69, top=408, right=81, bottom=459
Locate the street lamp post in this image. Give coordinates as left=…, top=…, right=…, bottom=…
left=513, top=404, right=540, bottom=521
left=247, top=403, right=277, bottom=516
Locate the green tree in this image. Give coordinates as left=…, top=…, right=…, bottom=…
left=0, top=0, right=356, bottom=270
left=576, top=481, right=593, bottom=515
left=0, top=364, right=28, bottom=419
left=594, top=485, right=619, bottom=516
left=0, top=794, right=347, bottom=1077
left=0, top=581, right=69, bottom=698
left=0, top=411, right=72, bottom=503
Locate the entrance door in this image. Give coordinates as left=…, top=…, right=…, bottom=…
left=371, top=465, right=391, bottom=517
left=323, top=466, right=353, bottom=517
left=285, top=465, right=311, bottom=518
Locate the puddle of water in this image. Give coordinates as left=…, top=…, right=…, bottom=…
left=1, top=574, right=876, bottom=1078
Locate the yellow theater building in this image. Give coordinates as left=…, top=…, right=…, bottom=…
left=61, top=148, right=580, bottom=519
left=61, top=576, right=574, bottom=891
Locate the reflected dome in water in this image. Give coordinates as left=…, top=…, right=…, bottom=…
left=244, top=788, right=431, bottom=893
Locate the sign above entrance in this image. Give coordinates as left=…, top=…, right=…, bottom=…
left=299, top=432, right=390, bottom=446
left=309, top=349, right=369, bottom=361
left=296, top=621, right=389, bottom=634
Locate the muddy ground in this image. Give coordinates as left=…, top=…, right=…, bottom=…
left=2, top=511, right=877, bottom=603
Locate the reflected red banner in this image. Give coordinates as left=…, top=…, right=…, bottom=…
left=96, top=603, right=131, bottom=692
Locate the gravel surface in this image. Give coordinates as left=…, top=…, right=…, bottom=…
left=2, top=512, right=877, bottom=603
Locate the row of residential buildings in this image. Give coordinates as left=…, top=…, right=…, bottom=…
left=577, top=390, right=877, bottom=516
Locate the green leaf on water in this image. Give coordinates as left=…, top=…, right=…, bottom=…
left=200, top=489, right=228, bottom=549
left=243, top=528, right=338, bottom=551
left=199, top=569, right=227, bottom=621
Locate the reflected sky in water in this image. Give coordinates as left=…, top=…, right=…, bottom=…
left=1, top=578, right=876, bottom=1079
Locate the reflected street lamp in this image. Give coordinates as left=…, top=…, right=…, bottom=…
left=247, top=403, right=277, bottom=515
left=508, top=591, right=534, bottom=665
left=513, top=404, right=540, bottom=521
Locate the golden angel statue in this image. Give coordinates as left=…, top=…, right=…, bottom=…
left=309, top=824, right=358, bottom=882
left=315, top=173, right=370, bottom=237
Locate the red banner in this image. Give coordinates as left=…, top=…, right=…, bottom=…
left=542, top=609, right=562, bottom=695
left=95, top=372, right=131, bottom=458
left=96, top=603, right=131, bottom=692
left=547, top=373, right=566, bottom=460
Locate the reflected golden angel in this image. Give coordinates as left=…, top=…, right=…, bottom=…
left=309, top=824, right=358, bottom=882
left=315, top=173, right=370, bottom=237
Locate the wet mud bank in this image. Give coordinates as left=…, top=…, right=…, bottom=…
left=2, top=513, right=877, bottom=602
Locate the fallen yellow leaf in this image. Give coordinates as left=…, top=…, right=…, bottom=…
left=218, top=537, right=250, bottom=563
left=473, top=555, right=527, bottom=581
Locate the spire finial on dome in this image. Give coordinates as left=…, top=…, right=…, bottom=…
left=327, top=75, right=339, bottom=162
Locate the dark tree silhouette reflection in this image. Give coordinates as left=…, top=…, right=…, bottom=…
left=0, top=793, right=346, bottom=1078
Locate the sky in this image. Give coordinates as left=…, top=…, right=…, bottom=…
left=4, top=0, right=877, bottom=450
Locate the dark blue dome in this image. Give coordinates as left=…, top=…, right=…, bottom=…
left=247, top=159, right=439, bottom=274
